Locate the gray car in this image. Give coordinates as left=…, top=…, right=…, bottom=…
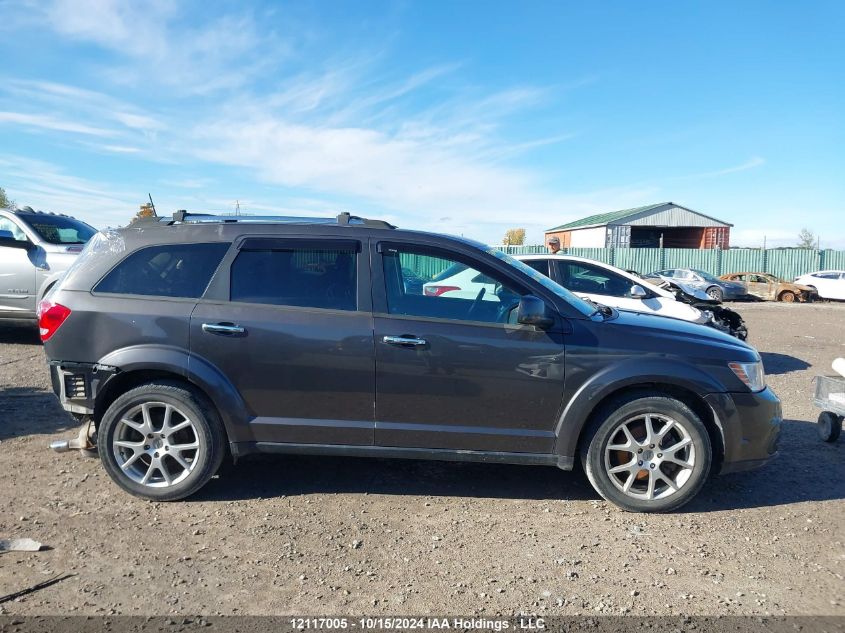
left=0, top=207, right=97, bottom=320
left=649, top=268, right=746, bottom=302
left=40, top=211, right=781, bottom=512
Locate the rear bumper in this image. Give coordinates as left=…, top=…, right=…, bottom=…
left=705, top=387, right=782, bottom=474
left=49, top=361, right=118, bottom=416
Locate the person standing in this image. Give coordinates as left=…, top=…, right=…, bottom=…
left=547, top=236, right=561, bottom=254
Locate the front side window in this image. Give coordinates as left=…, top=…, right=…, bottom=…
left=555, top=261, right=633, bottom=297
left=230, top=246, right=357, bottom=311
left=18, top=213, right=96, bottom=244
left=0, top=217, right=27, bottom=241
left=382, top=247, right=525, bottom=324
left=96, top=242, right=229, bottom=298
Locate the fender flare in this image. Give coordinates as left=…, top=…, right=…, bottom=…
left=96, top=345, right=251, bottom=440
left=553, top=358, right=726, bottom=460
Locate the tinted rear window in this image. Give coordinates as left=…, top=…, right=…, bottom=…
left=95, top=243, right=229, bottom=298
left=230, top=247, right=357, bottom=311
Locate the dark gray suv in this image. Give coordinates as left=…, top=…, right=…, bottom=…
left=40, top=212, right=782, bottom=512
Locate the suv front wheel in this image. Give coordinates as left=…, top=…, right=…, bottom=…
left=581, top=395, right=712, bottom=512
left=99, top=382, right=225, bottom=501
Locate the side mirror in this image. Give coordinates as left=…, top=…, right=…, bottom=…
left=629, top=284, right=648, bottom=299
left=517, top=295, right=554, bottom=329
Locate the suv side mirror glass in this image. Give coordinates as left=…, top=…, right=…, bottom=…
left=517, top=295, right=554, bottom=329
left=629, top=284, right=648, bottom=299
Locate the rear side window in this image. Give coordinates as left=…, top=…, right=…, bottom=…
left=230, top=246, right=357, bottom=311
left=95, top=243, right=229, bottom=298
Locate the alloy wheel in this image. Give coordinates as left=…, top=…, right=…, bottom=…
left=603, top=413, right=695, bottom=500
left=112, top=402, right=200, bottom=488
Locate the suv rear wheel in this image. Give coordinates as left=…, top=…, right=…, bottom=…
left=98, top=382, right=225, bottom=501
left=581, top=395, right=712, bottom=512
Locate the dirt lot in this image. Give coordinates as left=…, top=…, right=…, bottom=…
left=1, top=303, right=843, bottom=617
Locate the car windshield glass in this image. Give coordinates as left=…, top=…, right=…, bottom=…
left=485, top=248, right=596, bottom=317
left=691, top=268, right=720, bottom=283
left=19, top=213, right=97, bottom=244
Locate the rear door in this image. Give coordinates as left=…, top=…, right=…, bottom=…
left=190, top=236, right=375, bottom=446
left=371, top=241, right=566, bottom=454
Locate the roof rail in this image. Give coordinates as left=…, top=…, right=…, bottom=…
left=335, top=211, right=396, bottom=229
left=169, top=210, right=396, bottom=229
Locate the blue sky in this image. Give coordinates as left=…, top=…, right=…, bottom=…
left=1, top=0, right=843, bottom=247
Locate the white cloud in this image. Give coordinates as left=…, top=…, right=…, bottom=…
left=0, top=155, right=140, bottom=227
left=678, top=156, right=766, bottom=180
left=0, top=1, right=655, bottom=243
left=0, top=111, right=116, bottom=136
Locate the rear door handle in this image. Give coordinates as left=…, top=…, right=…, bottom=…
left=202, top=322, right=246, bottom=335
left=383, top=335, right=427, bottom=347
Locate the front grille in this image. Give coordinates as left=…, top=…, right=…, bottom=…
left=63, top=373, right=88, bottom=399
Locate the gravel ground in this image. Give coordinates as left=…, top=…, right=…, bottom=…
left=0, top=303, right=843, bottom=616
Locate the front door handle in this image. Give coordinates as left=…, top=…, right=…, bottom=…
left=383, top=335, right=427, bottom=347
left=202, top=322, right=246, bottom=335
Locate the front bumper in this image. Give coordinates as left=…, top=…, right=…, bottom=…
left=705, top=387, right=782, bottom=474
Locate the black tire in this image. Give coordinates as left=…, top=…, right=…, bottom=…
left=817, top=411, right=842, bottom=443
left=706, top=286, right=724, bottom=302
left=580, top=394, right=712, bottom=513
left=98, top=381, right=225, bottom=501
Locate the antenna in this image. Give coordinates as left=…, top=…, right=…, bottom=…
left=147, top=193, right=159, bottom=217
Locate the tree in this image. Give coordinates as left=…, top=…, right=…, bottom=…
left=797, top=228, right=817, bottom=249
left=129, top=203, right=157, bottom=224
left=0, top=186, right=14, bottom=209
left=503, top=227, right=526, bottom=246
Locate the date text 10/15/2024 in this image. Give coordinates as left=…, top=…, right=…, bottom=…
left=290, top=617, right=547, bottom=631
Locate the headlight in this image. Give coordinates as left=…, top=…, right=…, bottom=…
left=729, top=360, right=765, bottom=392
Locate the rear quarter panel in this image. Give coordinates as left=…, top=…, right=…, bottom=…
left=43, top=289, right=194, bottom=363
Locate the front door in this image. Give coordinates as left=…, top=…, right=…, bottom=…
left=746, top=274, right=774, bottom=300
left=0, top=217, right=36, bottom=316
left=190, top=237, right=375, bottom=445
left=372, top=242, right=566, bottom=454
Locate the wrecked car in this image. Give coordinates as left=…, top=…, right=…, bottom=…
left=639, top=272, right=748, bottom=340
left=649, top=268, right=746, bottom=302
left=719, top=272, right=816, bottom=303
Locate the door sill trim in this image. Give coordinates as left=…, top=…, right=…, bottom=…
left=231, top=441, right=573, bottom=470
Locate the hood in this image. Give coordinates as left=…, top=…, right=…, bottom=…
left=671, top=281, right=712, bottom=301
left=606, top=307, right=758, bottom=360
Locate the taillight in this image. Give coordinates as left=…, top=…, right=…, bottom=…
left=37, top=300, right=72, bottom=342
left=424, top=285, right=461, bottom=297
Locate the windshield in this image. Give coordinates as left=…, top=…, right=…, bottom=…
left=19, top=213, right=97, bottom=245
left=690, top=268, right=721, bottom=283
left=485, top=248, right=596, bottom=317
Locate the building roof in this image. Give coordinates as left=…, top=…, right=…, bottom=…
left=547, top=202, right=732, bottom=232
